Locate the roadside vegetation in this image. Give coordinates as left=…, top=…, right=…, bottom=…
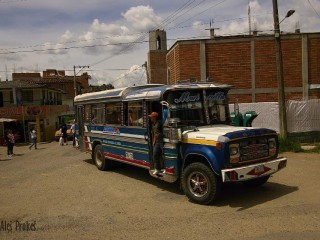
left=279, top=137, right=320, bottom=153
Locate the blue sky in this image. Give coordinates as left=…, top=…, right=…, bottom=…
left=0, top=0, right=319, bottom=87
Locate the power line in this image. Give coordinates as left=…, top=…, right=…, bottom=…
left=89, top=0, right=208, bottom=67
left=173, top=0, right=229, bottom=29
left=307, top=0, right=320, bottom=18
left=0, top=40, right=148, bottom=55
left=0, top=0, right=27, bottom=3
left=157, top=0, right=206, bottom=29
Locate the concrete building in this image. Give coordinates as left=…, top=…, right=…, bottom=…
left=0, top=69, right=90, bottom=143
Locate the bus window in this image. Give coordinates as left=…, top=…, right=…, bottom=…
left=206, top=90, right=229, bottom=124
left=91, top=104, right=105, bottom=124
left=165, top=91, right=205, bottom=126
left=128, top=102, right=143, bottom=126
left=84, top=105, right=91, bottom=123
left=106, top=103, right=122, bottom=124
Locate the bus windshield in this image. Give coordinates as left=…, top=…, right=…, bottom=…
left=164, top=89, right=230, bottom=127
left=206, top=90, right=230, bottom=125
left=165, top=90, right=205, bottom=127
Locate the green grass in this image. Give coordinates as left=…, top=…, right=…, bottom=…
left=279, top=137, right=303, bottom=153
left=305, top=143, right=320, bottom=153
left=279, top=137, right=320, bottom=153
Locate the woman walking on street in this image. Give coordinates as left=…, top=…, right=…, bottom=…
left=29, top=129, right=37, bottom=150
left=6, top=130, right=15, bottom=157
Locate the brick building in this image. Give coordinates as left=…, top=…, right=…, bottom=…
left=0, top=69, right=91, bottom=142
left=148, top=30, right=320, bottom=103
left=13, top=69, right=90, bottom=103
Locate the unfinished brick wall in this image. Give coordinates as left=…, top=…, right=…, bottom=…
left=165, top=33, right=320, bottom=103
left=148, top=51, right=167, bottom=84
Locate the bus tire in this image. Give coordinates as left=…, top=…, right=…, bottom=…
left=243, top=175, right=270, bottom=187
left=182, top=162, right=221, bottom=205
left=94, top=144, right=112, bottom=171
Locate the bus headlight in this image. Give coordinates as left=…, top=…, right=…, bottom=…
left=229, top=143, right=240, bottom=163
left=268, top=138, right=276, bottom=149
left=268, top=138, right=277, bottom=156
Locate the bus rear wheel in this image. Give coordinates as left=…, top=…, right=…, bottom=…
left=182, top=162, right=221, bottom=205
left=94, top=145, right=112, bottom=171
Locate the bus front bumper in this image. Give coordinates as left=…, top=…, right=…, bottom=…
left=221, top=157, right=287, bottom=182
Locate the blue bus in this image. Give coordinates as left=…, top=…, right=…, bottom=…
left=74, top=82, right=287, bottom=204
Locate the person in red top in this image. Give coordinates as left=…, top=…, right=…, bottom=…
left=148, top=112, right=164, bottom=175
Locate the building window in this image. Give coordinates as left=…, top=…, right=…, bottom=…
left=21, top=90, right=33, bottom=102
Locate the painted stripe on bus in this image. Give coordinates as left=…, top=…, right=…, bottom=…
left=182, top=138, right=218, bottom=146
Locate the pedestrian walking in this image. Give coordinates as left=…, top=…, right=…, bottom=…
left=60, top=122, right=68, bottom=145
left=29, top=129, right=37, bottom=150
left=6, top=130, right=15, bottom=157
left=70, top=121, right=76, bottom=147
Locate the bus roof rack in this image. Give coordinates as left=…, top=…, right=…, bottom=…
left=176, top=78, right=218, bottom=85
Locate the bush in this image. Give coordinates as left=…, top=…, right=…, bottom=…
left=306, top=143, right=320, bottom=153
left=279, top=137, right=303, bottom=153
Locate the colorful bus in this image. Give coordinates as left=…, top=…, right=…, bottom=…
left=74, top=83, right=287, bottom=205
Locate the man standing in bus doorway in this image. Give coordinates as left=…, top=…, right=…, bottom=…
left=148, top=112, right=164, bottom=175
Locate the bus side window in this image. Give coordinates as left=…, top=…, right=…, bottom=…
left=128, top=102, right=143, bottom=126
left=91, top=103, right=105, bottom=124
left=106, top=103, right=122, bottom=124
left=84, top=105, right=91, bottom=123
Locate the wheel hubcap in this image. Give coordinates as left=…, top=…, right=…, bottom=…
left=188, top=172, right=209, bottom=197
left=96, top=151, right=102, bottom=167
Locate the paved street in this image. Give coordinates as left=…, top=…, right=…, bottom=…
left=0, top=141, right=319, bottom=240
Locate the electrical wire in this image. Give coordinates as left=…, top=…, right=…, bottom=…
left=0, top=40, right=148, bottom=55
left=0, top=0, right=26, bottom=3
left=307, top=0, right=320, bottom=18
left=89, top=0, right=227, bottom=67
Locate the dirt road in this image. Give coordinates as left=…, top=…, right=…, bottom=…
left=0, top=142, right=319, bottom=239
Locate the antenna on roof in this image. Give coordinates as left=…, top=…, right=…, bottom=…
left=205, top=19, right=219, bottom=39
left=5, top=64, right=8, bottom=81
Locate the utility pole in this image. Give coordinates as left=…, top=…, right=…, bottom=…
left=248, top=0, right=252, bottom=35
left=272, top=0, right=288, bottom=139
left=74, top=65, right=89, bottom=97
left=142, top=62, right=149, bottom=84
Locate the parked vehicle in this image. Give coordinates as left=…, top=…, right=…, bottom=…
left=74, top=82, right=287, bottom=205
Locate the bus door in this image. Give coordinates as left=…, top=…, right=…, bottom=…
left=146, top=101, right=164, bottom=170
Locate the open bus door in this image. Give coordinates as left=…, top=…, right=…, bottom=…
left=146, top=101, right=164, bottom=171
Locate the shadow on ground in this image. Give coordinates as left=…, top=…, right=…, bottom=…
left=83, top=159, right=183, bottom=195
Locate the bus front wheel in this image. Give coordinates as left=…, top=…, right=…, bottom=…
left=182, top=162, right=221, bottom=205
left=94, top=145, right=112, bottom=171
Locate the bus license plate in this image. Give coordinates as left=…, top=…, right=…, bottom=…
left=255, top=165, right=264, bottom=173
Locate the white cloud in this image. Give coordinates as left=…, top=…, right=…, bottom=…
left=122, top=5, right=162, bottom=32
left=89, top=65, right=147, bottom=88
left=0, top=0, right=319, bottom=86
